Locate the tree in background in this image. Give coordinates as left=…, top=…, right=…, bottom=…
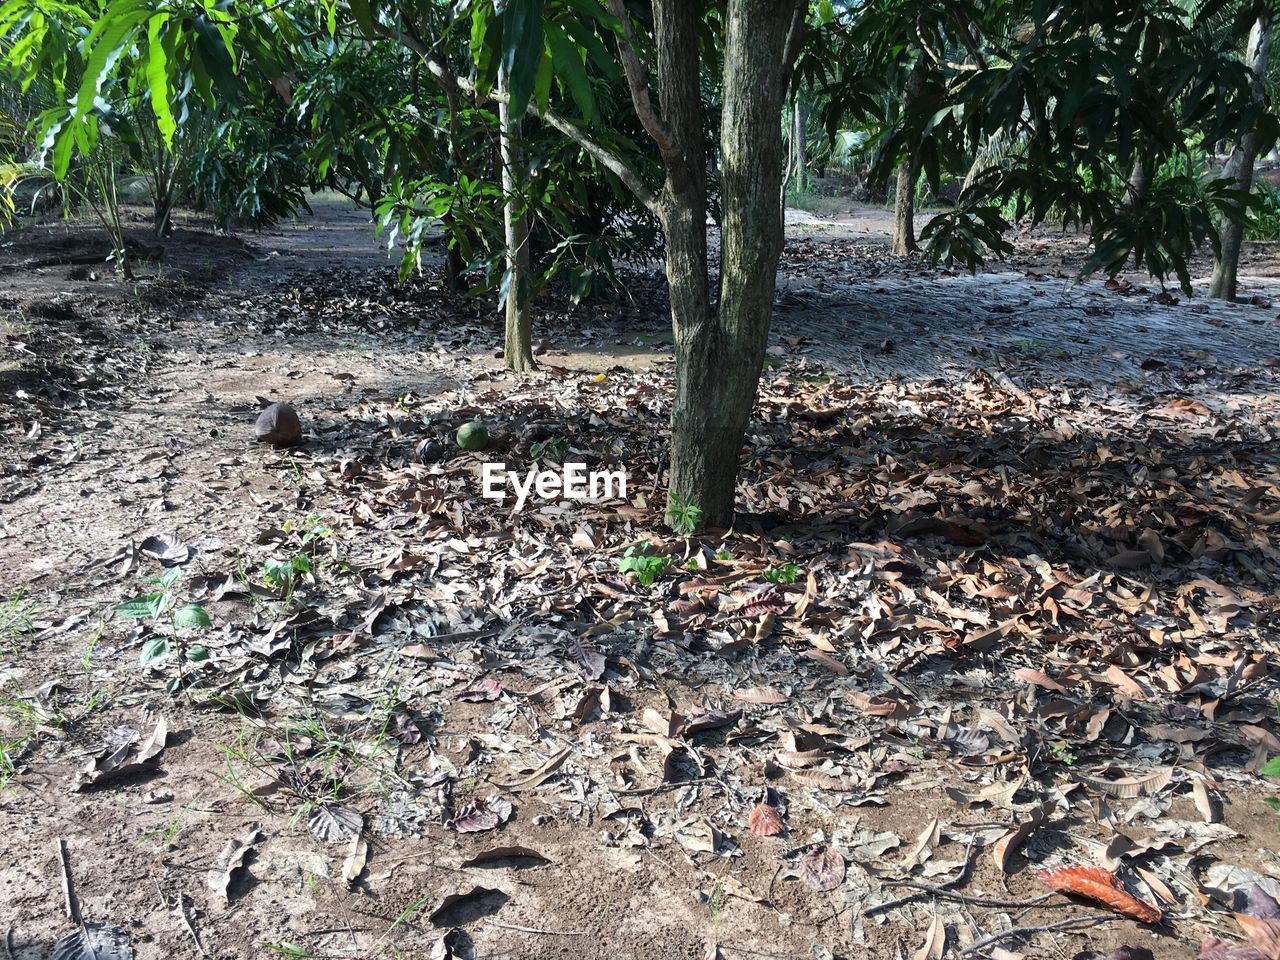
left=1210, top=6, right=1273, bottom=300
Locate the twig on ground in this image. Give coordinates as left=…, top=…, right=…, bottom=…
left=864, top=837, right=977, bottom=916
left=4, top=927, right=15, bottom=960
left=957, top=913, right=1115, bottom=957
left=881, top=881, right=1063, bottom=910
left=54, top=838, right=82, bottom=925
left=614, top=776, right=723, bottom=796
left=155, top=879, right=207, bottom=957
left=486, top=920, right=583, bottom=936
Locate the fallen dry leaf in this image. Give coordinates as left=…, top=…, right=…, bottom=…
left=1039, top=865, right=1163, bottom=924
left=747, top=802, right=785, bottom=837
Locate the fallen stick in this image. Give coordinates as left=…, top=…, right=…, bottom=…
left=864, top=838, right=976, bottom=917
left=882, top=880, right=1064, bottom=910
left=958, top=913, right=1114, bottom=957
left=486, top=920, right=583, bottom=936
left=54, top=839, right=82, bottom=926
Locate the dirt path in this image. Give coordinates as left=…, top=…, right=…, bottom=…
left=1, top=199, right=1278, bottom=960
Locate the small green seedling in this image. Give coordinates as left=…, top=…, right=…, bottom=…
left=666, top=494, right=703, bottom=536
left=530, top=436, right=569, bottom=461
left=714, top=549, right=733, bottom=563
left=619, top=542, right=668, bottom=587
left=1263, top=754, right=1280, bottom=814
left=763, top=563, right=802, bottom=584
left=114, top=569, right=211, bottom=682
left=1050, top=742, right=1077, bottom=767
left=263, top=553, right=314, bottom=600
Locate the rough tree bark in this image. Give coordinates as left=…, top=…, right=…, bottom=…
left=891, top=56, right=927, bottom=256
left=619, top=0, right=803, bottom=529
left=891, top=161, right=917, bottom=255
left=497, top=67, right=536, bottom=372
left=1210, top=14, right=1272, bottom=301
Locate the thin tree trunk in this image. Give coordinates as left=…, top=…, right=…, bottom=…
left=497, top=68, right=536, bottom=372
left=892, top=56, right=926, bottom=256
left=1210, top=15, right=1272, bottom=301
left=794, top=98, right=808, bottom=194
left=1123, top=156, right=1151, bottom=210
left=892, top=162, right=917, bottom=255
left=663, top=0, right=797, bottom=529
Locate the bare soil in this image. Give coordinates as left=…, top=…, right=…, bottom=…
left=1, top=199, right=1278, bottom=960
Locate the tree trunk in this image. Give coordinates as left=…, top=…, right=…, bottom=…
left=1123, top=156, right=1151, bottom=210
left=892, top=56, right=926, bottom=256
left=497, top=68, right=536, bottom=372
left=793, top=98, right=808, bottom=194
left=443, top=241, right=466, bottom=291
left=1210, top=14, right=1272, bottom=301
left=442, top=212, right=467, bottom=291
left=662, top=0, right=797, bottom=529
left=892, top=162, right=917, bottom=255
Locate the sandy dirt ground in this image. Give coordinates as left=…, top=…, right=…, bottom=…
left=1, top=199, right=1278, bottom=960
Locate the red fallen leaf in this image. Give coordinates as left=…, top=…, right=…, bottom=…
left=798, top=845, right=845, bottom=891
left=747, top=802, right=785, bottom=837
left=741, top=585, right=790, bottom=617
left=1234, top=914, right=1280, bottom=959
left=669, top=596, right=706, bottom=616
left=1014, top=667, right=1070, bottom=693
left=449, top=795, right=514, bottom=834
left=1249, top=295, right=1272, bottom=307
left=456, top=678, right=504, bottom=702
left=1200, top=938, right=1269, bottom=960
left=1039, top=866, right=1163, bottom=924
left=846, top=690, right=911, bottom=718
left=1149, top=292, right=1180, bottom=305
left=1150, top=397, right=1212, bottom=421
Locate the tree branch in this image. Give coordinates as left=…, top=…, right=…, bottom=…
left=781, top=0, right=808, bottom=92
left=605, top=0, right=681, bottom=163
left=916, top=22, right=980, bottom=72
left=367, top=19, right=661, bottom=216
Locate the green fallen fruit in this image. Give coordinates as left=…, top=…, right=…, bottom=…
left=456, top=421, right=490, bottom=451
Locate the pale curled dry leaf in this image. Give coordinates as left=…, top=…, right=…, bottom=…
left=308, top=804, right=363, bottom=844
left=74, top=716, right=169, bottom=791
left=52, top=923, right=135, bottom=960
left=208, top=828, right=263, bottom=902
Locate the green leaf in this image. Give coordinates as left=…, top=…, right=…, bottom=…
left=1261, top=756, right=1280, bottom=778
left=501, top=0, right=544, bottom=118
left=61, top=2, right=149, bottom=176
left=114, top=593, right=166, bottom=619
left=546, top=20, right=596, bottom=123
left=533, top=46, right=552, bottom=116
left=145, top=13, right=175, bottom=146
left=347, top=0, right=373, bottom=35
left=173, top=603, right=211, bottom=630
left=139, top=635, right=172, bottom=666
